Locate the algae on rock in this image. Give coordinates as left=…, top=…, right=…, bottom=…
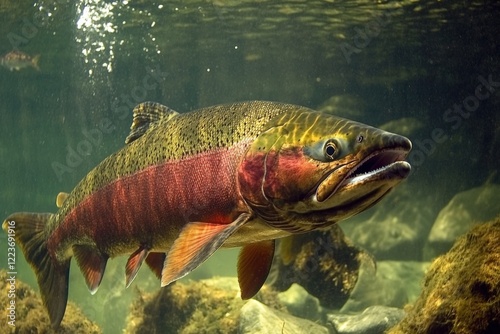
left=389, top=217, right=500, bottom=334
left=125, top=277, right=284, bottom=334
left=268, top=224, right=366, bottom=309
left=0, top=269, right=101, bottom=334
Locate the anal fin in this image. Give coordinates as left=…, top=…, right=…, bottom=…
left=73, top=245, right=108, bottom=294
left=145, top=252, right=166, bottom=279
left=237, top=239, right=275, bottom=299
left=161, top=213, right=251, bottom=287
left=125, top=246, right=149, bottom=288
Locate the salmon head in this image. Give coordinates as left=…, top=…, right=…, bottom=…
left=237, top=107, right=412, bottom=232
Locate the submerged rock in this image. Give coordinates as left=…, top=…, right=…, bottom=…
left=125, top=276, right=286, bottom=334
left=344, top=183, right=436, bottom=261
left=378, top=117, right=425, bottom=138
left=0, top=269, right=101, bottom=334
left=239, top=299, right=329, bottom=334
left=268, top=224, right=365, bottom=309
left=277, top=283, right=323, bottom=322
left=317, top=94, right=367, bottom=120
left=425, top=183, right=500, bottom=260
left=328, top=305, right=405, bottom=334
left=341, top=261, right=428, bottom=313
left=125, top=277, right=246, bottom=334
left=389, top=217, right=500, bottom=334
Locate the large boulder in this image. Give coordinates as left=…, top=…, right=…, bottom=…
left=425, top=183, right=500, bottom=260
left=343, top=183, right=436, bottom=261
left=341, top=260, right=428, bottom=313
left=268, top=224, right=365, bottom=309
left=389, top=217, right=500, bottom=334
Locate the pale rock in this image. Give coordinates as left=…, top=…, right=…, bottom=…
left=328, top=305, right=405, bottom=334
left=425, top=183, right=500, bottom=260
left=239, top=299, right=329, bottom=334
left=277, top=283, right=323, bottom=321
left=342, top=183, right=436, bottom=261
left=341, top=260, right=429, bottom=313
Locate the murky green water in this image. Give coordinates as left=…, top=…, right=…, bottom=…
left=1, top=1, right=499, bottom=333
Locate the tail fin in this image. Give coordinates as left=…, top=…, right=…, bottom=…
left=2, top=212, right=70, bottom=328
left=31, top=54, right=40, bottom=71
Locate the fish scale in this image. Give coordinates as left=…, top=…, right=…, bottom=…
left=51, top=101, right=288, bottom=232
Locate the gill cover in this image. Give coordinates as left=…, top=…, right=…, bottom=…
left=237, top=106, right=411, bottom=231
left=237, top=108, right=355, bottom=219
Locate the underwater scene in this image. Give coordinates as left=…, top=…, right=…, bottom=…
left=1, top=0, right=499, bottom=333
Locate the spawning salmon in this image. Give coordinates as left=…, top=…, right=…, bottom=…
left=3, top=101, right=411, bottom=327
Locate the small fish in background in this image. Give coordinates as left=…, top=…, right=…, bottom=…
left=0, top=50, right=40, bottom=71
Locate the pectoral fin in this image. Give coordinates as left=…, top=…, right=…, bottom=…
left=161, top=213, right=251, bottom=287
left=278, top=235, right=299, bottom=266
left=237, top=239, right=275, bottom=299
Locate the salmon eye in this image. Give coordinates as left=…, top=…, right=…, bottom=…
left=324, top=140, right=338, bottom=160
left=304, top=139, right=341, bottom=162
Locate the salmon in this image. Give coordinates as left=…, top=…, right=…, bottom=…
left=2, top=101, right=411, bottom=327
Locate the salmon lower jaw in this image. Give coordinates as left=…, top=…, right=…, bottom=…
left=340, top=160, right=411, bottom=187
left=339, top=155, right=411, bottom=187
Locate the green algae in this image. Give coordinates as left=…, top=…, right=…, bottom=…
left=389, top=217, right=500, bottom=334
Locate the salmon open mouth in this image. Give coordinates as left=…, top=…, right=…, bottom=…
left=339, top=149, right=411, bottom=189
left=316, top=148, right=411, bottom=204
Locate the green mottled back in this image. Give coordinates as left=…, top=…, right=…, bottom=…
left=51, top=101, right=298, bottom=231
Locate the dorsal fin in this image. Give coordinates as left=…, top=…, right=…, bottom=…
left=125, top=102, right=179, bottom=144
